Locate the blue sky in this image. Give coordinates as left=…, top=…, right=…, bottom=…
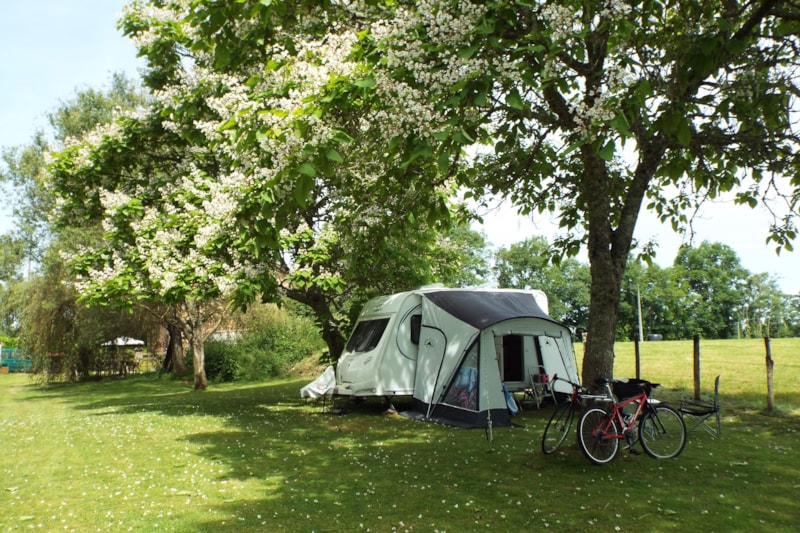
left=0, top=1, right=142, bottom=149
left=1, top=1, right=798, bottom=294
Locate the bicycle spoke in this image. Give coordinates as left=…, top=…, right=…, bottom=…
left=639, top=405, right=687, bottom=459
left=577, top=407, right=619, bottom=465
left=542, top=402, right=574, bottom=454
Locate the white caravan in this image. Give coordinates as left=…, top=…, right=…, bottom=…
left=333, top=287, right=579, bottom=425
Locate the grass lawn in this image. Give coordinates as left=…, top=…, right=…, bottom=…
left=1, top=338, right=798, bottom=532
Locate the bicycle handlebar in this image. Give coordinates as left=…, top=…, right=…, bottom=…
left=550, top=373, right=583, bottom=392
left=550, top=374, right=612, bottom=402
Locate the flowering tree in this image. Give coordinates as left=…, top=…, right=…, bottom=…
left=49, top=109, right=262, bottom=389
left=350, top=0, right=800, bottom=385
left=48, top=0, right=478, bottom=387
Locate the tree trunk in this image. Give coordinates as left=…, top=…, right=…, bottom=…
left=163, top=323, right=187, bottom=375
left=580, top=147, right=629, bottom=389
left=286, top=286, right=345, bottom=364
left=578, top=129, right=668, bottom=387
left=582, top=254, right=622, bottom=389
left=191, top=335, right=208, bottom=390
left=320, top=321, right=345, bottom=364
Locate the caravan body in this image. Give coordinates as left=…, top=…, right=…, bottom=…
left=334, top=288, right=578, bottom=425
left=333, top=290, right=426, bottom=397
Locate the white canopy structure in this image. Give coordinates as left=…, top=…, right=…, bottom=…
left=102, top=337, right=145, bottom=346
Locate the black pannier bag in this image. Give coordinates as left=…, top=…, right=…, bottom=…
left=612, top=378, right=652, bottom=400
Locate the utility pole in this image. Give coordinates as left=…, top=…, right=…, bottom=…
left=637, top=285, right=644, bottom=342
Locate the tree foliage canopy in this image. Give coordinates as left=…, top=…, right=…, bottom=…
left=46, top=0, right=800, bottom=386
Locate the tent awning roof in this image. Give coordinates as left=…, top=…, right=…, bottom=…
left=423, top=290, right=559, bottom=330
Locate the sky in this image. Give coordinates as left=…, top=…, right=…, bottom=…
left=1, top=1, right=798, bottom=295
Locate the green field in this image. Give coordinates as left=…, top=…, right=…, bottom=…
left=1, top=338, right=798, bottom=532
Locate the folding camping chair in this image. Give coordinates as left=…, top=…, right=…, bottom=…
left=679, top=375, right=721, bottom=438
left=522, top=367, right=554, bottom=409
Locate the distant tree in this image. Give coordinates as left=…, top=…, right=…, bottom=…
left=0, top=73, right=147, bottom=270
left=0, top=234, right=25, bottom=289
left=672, top=242, right=750, bottom=339
left=1, top=134, right=52, bottom=275
left=0, top=74, right=157, bottom=378
left=494, top=236, right=590, bottom=333
left=620, top=260, right=684, bottom=340
left=784, top=294, right=800, bottom=337
left=433, top=224, right=492, bottom=289
left=739, top=272, right=786, bottom=338
left=15, top=229, right=159, bottom=381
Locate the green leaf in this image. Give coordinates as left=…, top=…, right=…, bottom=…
left=452, top=129, right=475, bottom=145
left=676, top=119, right=692, bottom=147
left=354, top=77, right=376, bottom=89
left=776, top=19, right=800, bottom=37
left=725, top=38, right=748, bottom=56
left=326, top=149, right=344, bottom=164
left=598, top=140, right=615, bottom=161
left=437, top=149, right=451, bottom=173
left=219, top=116, right=236, bottom=131
left=610, top=113, right=631, bottom=137
left=457, top=44, right=480, bottom=59
left=214, top=42, right=231, bottom=70
left=560, top=140, right=582, bottom=157
left=332, top=129, right=354, bottom=143
left=506, top=90, right=524, bottom=111
left=297, top=163, right=317, bottom=177
left=401, top=143, right=432, bottom=168
left=294, top=174, right=313, bottom=207
left=634, top=80, right=652, bottom=101
left=473, top=87, right=489, bottom=107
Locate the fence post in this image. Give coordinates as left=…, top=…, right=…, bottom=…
left=634, top=334, right=641, bottom=380
left=765, top=336, right=774, bottom=412
left=693, top=334, right=701, bottom=400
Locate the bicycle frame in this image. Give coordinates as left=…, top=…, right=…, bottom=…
left=592, top=388, right=650, bottom=442
left=577, top=378, right=687, bottom=464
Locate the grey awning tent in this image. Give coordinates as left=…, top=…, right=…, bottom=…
left=407, top=289, right=578, bottom=428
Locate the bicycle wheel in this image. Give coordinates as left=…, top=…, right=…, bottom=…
left=577, top=407, right=619, bottom=465
left=638, top=405, right=687, bottom=459
left=542, top=402, right=574, bottom=454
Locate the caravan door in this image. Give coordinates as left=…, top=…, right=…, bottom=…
left=413, top=327, right=447, bottom=417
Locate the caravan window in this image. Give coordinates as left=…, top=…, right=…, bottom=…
left=345, top=318, right=390, bottom=353
left=410, top=314, right=422, bottom=345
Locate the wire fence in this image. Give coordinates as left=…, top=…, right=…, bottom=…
left=609, top=337, right=800, bottom=410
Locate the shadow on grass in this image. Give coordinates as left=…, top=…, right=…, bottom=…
left=15, top=374, right=800, bottom=532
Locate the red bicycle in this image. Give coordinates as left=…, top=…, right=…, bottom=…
left=577, top=378, right=687, bottom=465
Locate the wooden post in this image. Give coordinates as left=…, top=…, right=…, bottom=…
left=765, top=336, right=774, bottom=411
left=634, top=334, right=641, bottom=380
left=693, top=334, right=701, bottom=400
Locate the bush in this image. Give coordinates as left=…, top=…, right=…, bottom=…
left=0, top=335, right=18, bottom=348
left=203, top=304, right=325, bottom=382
